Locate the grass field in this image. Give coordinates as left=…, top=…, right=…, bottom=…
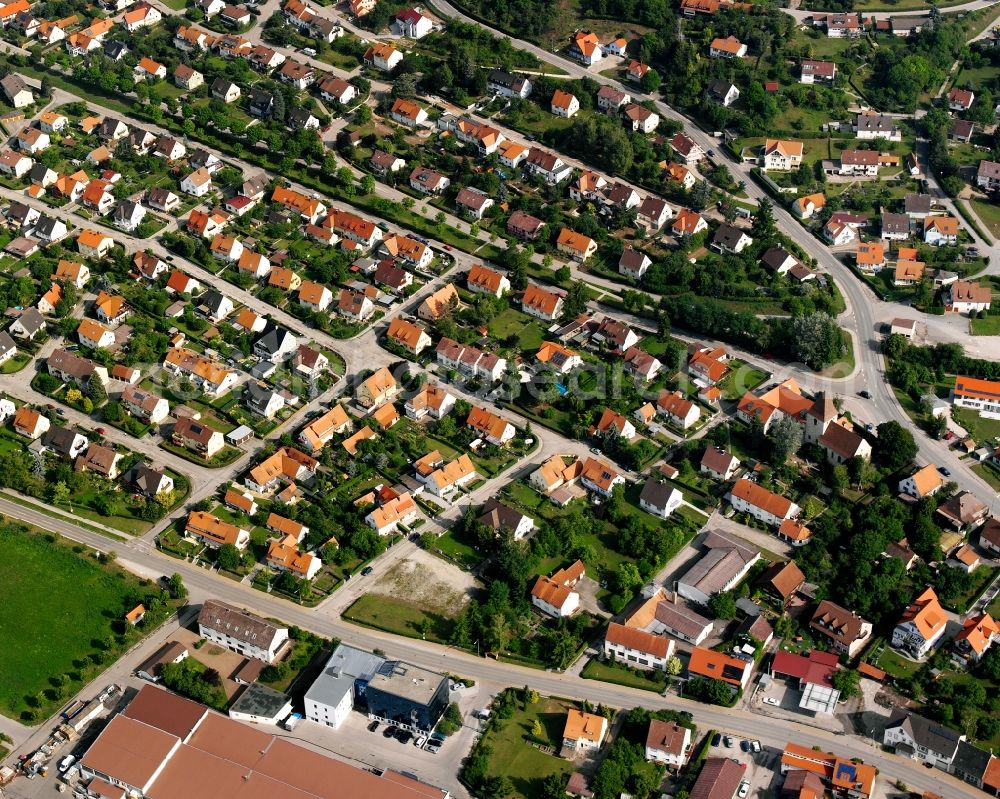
left=489, top=309, right=544, bottom=351
left=876, top=647, right=922, bottom=681
left=581, top=657, right=668, bottom=692
left=971, top=314, right=1000, bottom=336
left=973, top=462, right=1000, bottom=493
left=481, top=696, right=574, bottom=799
left=971, top=200, right=1000, bottom=240
left=953, top=407, right=1000, bottom=447
left=0, top=524, right=162, bottom=721
left=342, top=593, right=455, bottom=643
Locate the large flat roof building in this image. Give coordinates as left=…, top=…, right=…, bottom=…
left=79, top=684, right=450, bottom=799
left=365, top=660, right=451, bottom=733
left=304, top=643, right=386, bottom=730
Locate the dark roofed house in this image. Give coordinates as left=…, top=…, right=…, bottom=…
left=478, top=498, right=534, bottom=539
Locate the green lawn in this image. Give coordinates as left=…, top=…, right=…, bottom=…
left=480, top=696, right=574, bottom=799
left=0, top=524, right=168, bottom=722
left=489, top=309, right=544, bottom=351
left=581, top=657, right=668, bottom=693
left=971, top=199, right=1000, bottom=240
left=876, top=648, right=922, bottom=680
left=717, top=363, right=768, bottom=401
left=953, top=407, right=1000, bottom=447
left=429, top=529, right=481, bottom=568
left=973, top=462, right=1000, bottom=493
left=342, top=593, right=455, bottom=643
left=970, top=313, right=1000, bottom=336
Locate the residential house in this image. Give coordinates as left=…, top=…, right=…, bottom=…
left=172, top=416, right=225, bottom=458
left=761, top=139, right=803, bottom=171
left=298, top=404, right=351, bottom=452
left=387, top=318, right=432, bottom=354
left=568, top=29, right=602, bottom=65
left=409, top=166, right=449, bottom=195
left=466, top=405, right=515, bottom=446
left=579, top=456, right=624, bottom=497
left=562, top=709, right=608, bottom=751
left=467, top=264, right=510, bottom=297
left=892, top=588, right=948, bottom=659
left=13, top=407, right=48, bottom=439
left=365, top=492, right=418, bottom=535
left=532, top=560, right=585, bottom=617
left=855, top=111, right=901, bottom=141
left=507, top=210, right=546, bottom=240
left=671, top=208, right=707, bottom=237
left=404, top=383, right=455, bottom=420
left=363, top=42, right=403, bottom=71
left=730, top=478, right=800, bottom=527
left=709, top=35, right=746, bottom=58
left=656, top=390, right=700, bottom=429
left=69, top=440, right=120, bottom=478
left=356, top=366, right=398, bottom=408
left=180, top=167, right=212, bottom=196
left=924, top=216, right=959, bottom=246
left=604, top=622, right=673, bottom=671
left=638, top=477, right=682, bottom=519
left=705, top=80, right=739, bottom=107
left=619, top=247, right=651, bottom=279
left=688, top=646, right=752, bottom=690
left=899, top=464, right=945, bottom=499
left=800, top=59, right=836, bottom=84
left=700, top=447, right=740, bottom=481
left=810, top=600, right=872, bottom=656
left=521, top=284, right=564, bottom=321
left=477, top=498, right=534, bottom=539
left=122, top=384, right=170, bottom=424
left=645, top=719, right=691, bottom=768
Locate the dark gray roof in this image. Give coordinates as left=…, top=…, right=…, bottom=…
left=881, top=212, right=910, bottom=234
left=41, top=424, right=83, bottom=456
left=228, top=683, right=290, bottom=718
left=886, top=710, right=963, bottom=759
left=28, top=163, right=52, bottom=183
left=12, top=307, right=44, bottom=336
left=904, top=193, right=933, bottom=214
left=478, top=498, right=530, bottom=532
left=761, top=246, right=796, bottom=271
left=706, top=79, right=736, bottom=99
left=124, top=464, right=170, bottom=496
left=638, top=477, right=678, bottom=511
left=245, top=380, right=278, bottom=406
left=254, top=326, right=295, bottom=357
left=200, top=289, right=230, bottom=315
left=712, top=223, right=748, bottom=250
left=103, top=40, right=128, bottom=59
left=953, top=739, right=992, bottom=779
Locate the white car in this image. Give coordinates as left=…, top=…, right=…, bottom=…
left=763, top=697, right=780, bottom=706
left=414, top=736, right=426, bottom=748
left=58, top=756, right=76, bottom=774
left=737, top=781, right=750, bottom=798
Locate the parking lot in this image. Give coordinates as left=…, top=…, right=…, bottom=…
left=278, top=685, right=486, bottom=799
left=703, top=733, right=781, bottom=798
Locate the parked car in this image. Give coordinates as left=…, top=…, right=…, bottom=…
left=724, top=736, right=734, bottom=747
left=763, top=697, right=780, bottom=706
left=368, top=720, right=379, bottom=732
left=737, top=781, right=750, bottom=798
left=739, top=740, right=750, bottom=752
left=711, top=733, right=722, bottom=746
left=751, top=740, right=761, bottom=753
left=361, top=566, right=374, bottom=576
left=383, top=726, right=396, bottom=738
left=414, top=736, right=426, bottom=748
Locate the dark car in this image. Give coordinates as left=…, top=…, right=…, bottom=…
left=383, top=726, right=396, bottom=738
left=712, top=733, right=722, bottom=747
left=361, top=566, right=374, bottom=576
left=939, top=467, right=951, bottom=477
left=740, top=740, right=751, bottom=752
left=396, top=730, right=412, bottom=744
left=368, top=720, right=380, bottom=732
left=859, top=390, right=872, bottom=399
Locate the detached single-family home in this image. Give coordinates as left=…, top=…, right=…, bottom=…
left=532, top=560, right=585, bottom=617
left=891, top=587, right=947, bottom=659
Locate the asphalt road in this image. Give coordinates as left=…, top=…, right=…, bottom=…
left=0, top=494, right=978, bottom=799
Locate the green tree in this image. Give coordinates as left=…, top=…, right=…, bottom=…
left=666, top=656, right=683, bottom=675
left=640, top=68, right=661, bottom=94
left=874, top=421, right=918, bottom=471
left=831, top=668, right=860, bottom=699
left=86, top=372, right=108, bottom=403
left=708, top=591, right=737, bottom=620
left=216, top=543, right=241, bottom=571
